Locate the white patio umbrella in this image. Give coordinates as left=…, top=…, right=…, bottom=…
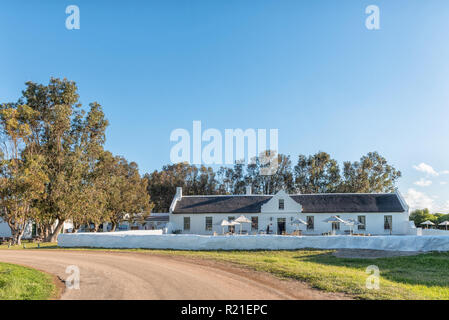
left=439, top=221, right=449, bottom=230
left=214, top=219, right=231, bottom=234
left=420, top=220, right=435, bottom=229
left=234, top=215, right=251, bottom=234
left=344, top=218, right=362, bottom=235
left=323, top=216, right=347, bottom=235
left=291, top=218, right=308, bottom=231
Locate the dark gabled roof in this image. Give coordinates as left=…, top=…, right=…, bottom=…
left=173, top=196, right=271, bottom=214
left=290, top=194, right=404, bottom=213
left=172, top=193, right=405, bottom=214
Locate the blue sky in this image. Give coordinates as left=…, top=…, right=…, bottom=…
left=1, top=1, right=449, bottom=212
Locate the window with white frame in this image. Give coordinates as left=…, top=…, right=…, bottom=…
left=205, top=217, right=212, bottom=231
left=306, top=216, right=314, bottom=230
left=358, top=216, right=366, bottom=230
left=251, top=217, right=258, bottom=231
left=183, top=217, right=190, bottom=231
left=279, top=199, right=285, bottom=210
left=384, top=215, right=392, bottom=230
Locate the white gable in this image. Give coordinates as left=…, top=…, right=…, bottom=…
left=261, top=190, right=302, bottom=214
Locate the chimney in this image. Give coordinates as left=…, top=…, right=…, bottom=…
left=246, top=186, right=252, bottom=195
left=176, top=187, right=182, bottom=198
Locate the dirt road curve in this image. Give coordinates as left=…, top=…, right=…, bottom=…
left=0, top=250, right=344, bottom=300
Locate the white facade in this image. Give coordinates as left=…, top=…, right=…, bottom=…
left=0, top=218, right=13, bottom=237
left=0, top=218, right=33, bottom=239
left=96, top=213, right=169, bottom=232
left=170, top=211, right=411, bottom=235
left=0, top=219, right=73, bottom=239
left=169, top=189, right=413, bottom=236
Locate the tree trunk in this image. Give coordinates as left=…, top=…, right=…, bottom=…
left=11, top=234, right=19, bottom=246
left=10, top=227, right=25, bottom=246
left=44, top=220, right=65, bottom=242
left=7, top=220, right=25, bottom=246
left=11, top=232, right=21, bottom=246
left=42, top=224, right=51, bottom=240
left=110, top=222, right=117, bottom=232
left=37, top=224, right=45, bottom=239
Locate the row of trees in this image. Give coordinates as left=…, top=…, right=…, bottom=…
left=409, top=209, right=449, bottom=227
left=146, top=151, right=402, bottom=212
left=0, top=78, right=151, bottom=244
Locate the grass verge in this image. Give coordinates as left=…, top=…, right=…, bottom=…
left=0, top=261, right=56, bottom=300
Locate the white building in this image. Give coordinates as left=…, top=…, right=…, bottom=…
left=169, top=187, right=415, bottom=235
left=0, top=219, right=73, bottom=239
left=97, top=213, right=169, bottom=232
left=0, top=219, right=34, bottom=239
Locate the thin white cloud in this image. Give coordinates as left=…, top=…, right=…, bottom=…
left=413, top=163, right=439, bottom=176
left=412, top=163, right=449, bottom=177
left=441, top=182, right=448, bottom=185
left=414, top=178, right=432, bottom=187
left=404, top=188, right=435, bottom=211
left=437, top=201, right=449, bottom=213
left=404, top=188, right=449, bottom=213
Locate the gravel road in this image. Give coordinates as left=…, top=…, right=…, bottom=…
left=0, top=250, right=347, bottom=300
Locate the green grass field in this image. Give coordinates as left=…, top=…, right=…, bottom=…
left=0, top=262, right=56, bottom=300
left=161, top=249, right=449, bottom=300
left=2, top=242, right=449, bottom=299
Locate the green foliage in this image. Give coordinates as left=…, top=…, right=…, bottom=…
left=410, top=209, right=449, bottom=227
left=0, top=104, right=48, bottom=244
left=246, top=152, right=295, bottom=194
left=145, top=162, right=219, bottom=212
left=0, top=78, right=153, bottom=241
left=95, top=151, right=152, bottom=230
left=294, top=151, right=340, bottom=193
left=339, top=151, right=402, bottom=193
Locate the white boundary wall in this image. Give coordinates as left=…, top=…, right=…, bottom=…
left=422, top=229, right=449, bottom=236
left=58, top=231, right=449, bottom=252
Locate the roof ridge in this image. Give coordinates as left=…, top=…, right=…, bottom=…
left=291, top=193, right=393, bottom=196
left=182, top=193, right=394, bottom=197
left=182, top=194, right=272, bottom=197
